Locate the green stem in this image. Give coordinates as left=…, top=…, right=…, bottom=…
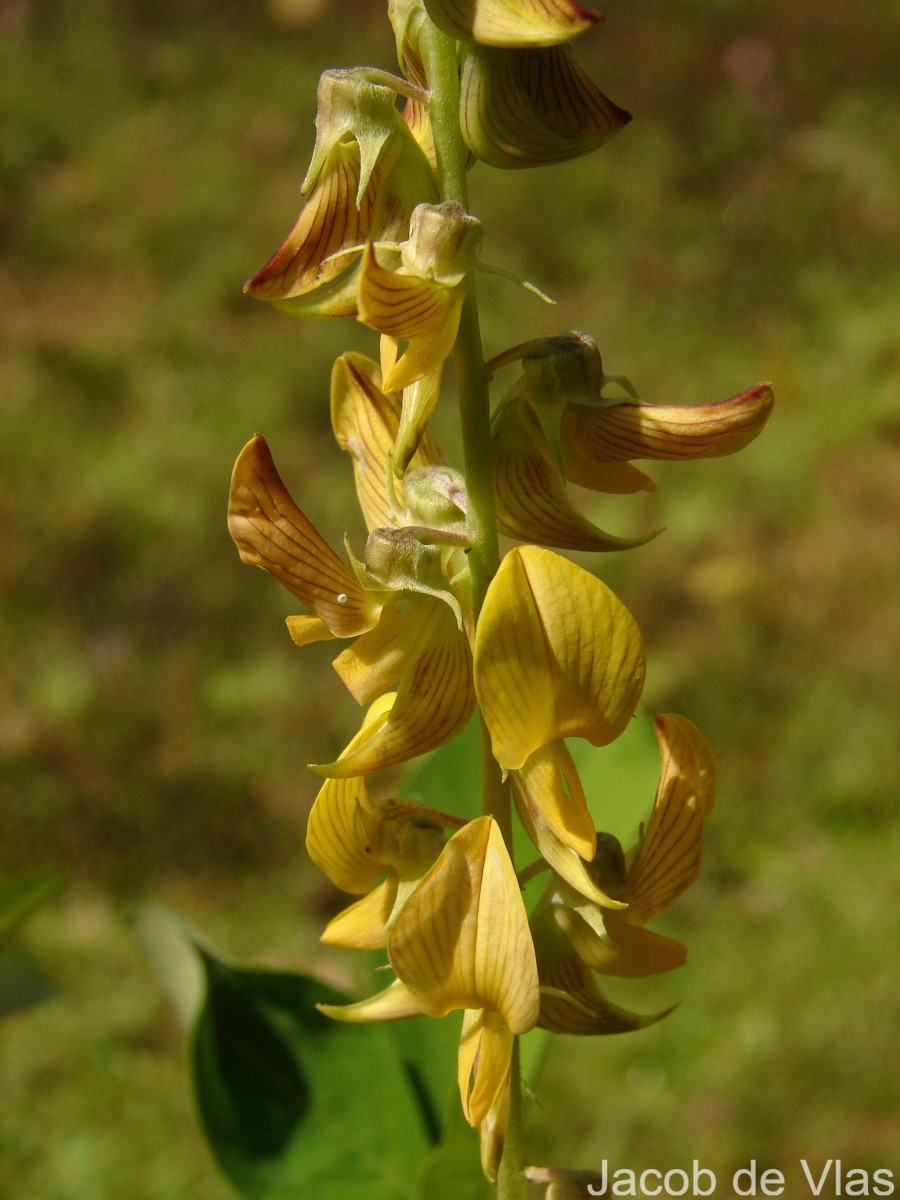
left=421, top=20, right=527, bottom=1200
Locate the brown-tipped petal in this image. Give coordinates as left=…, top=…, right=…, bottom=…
left=330, top=353, right=444, bottom=531
left=458, top=1008, right=514, bottom=1127
left=562, top=382, right=775, bottom=466
left=533, top=908, right=672, bottom=1034
left=460, top=44, right=630, bottom=169
left=475, top=546, right=646, bottom=771
left=493, top=397, right=661, bottom=551
left=244, top=140, right=371, bottom=314
left=425, top=0, right=601, bottom=48
left=317, top=976, right=426, bottom=1022
left=314, top=602, right=474, bottom=776
left=227, top=435, right=381, bottom=637
left=320, top=878, right=398, bottom=949
left=558, top=905, right=687, bottom=977
left=389, top=817, right=540, bottom=1032
left=623, top=714, right=717, bottom=924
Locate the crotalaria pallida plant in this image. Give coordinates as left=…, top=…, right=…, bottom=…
left=218, top=2, right=773, bottom=1197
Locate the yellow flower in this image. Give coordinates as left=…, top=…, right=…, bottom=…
left=322, top=817, right=540, bottom=1132
left=423, top=0, right=601, bottom=48
left=227, top=434, right=474, bottom=776
left=245, top=69, right=436, bottom=318
left=490, top=331, right=775, bottom=549
left=460, top=44, right=630, bottom=169
left=475, top=545, right=646, bottom=905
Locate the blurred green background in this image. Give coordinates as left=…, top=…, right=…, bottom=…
left=2, top=0, right=898, bottom=1195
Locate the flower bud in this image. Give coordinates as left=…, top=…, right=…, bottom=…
left=402, top=201, right=483, bottom=285
left=402, top=465, right=469, bottom=532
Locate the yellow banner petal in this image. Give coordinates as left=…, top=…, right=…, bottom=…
left=313, top=601, right=475, bottom=776
left=424, top=0, right=600, bottom=48
left=389, top=816, right=540, bottom=1032
left=244, top=140, right=370, bottom=313
left=458, top=1008, right=513, bottom=1127
left=330, top=353, right=444, bottom=531
left=460, top=44, right=631, bottom=169
left=475, top=546, right=646, bottom=770
left=623, top=713, right=717, bottom=924
left=227, top=435, right=380, bottom=638
left=317, top=976, right=426, bottom=1022
left=562, top=382, right=775, bottom=466
left=493, top=397, right=660, bottom=550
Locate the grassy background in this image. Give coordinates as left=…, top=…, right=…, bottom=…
left=2, top=0, right=898, bottom=1194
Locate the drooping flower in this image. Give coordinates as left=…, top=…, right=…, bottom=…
left=490, top=331, right=775, bottom=549
left=321, top=816, right=541, bottom=1134
left=474, top=545, right=645, bottom=904
left=423, top=0, right=601, bottom=48
left=460, top=44, right=630, bottom=169
left=245, top=68, right=437, bottom=317
left=227, top=434, right=474, bottom=776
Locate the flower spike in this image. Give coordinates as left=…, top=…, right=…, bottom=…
left=424, top=0, right=601, bottom=48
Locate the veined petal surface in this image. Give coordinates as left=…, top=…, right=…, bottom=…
left=475, top=546, right=645, bottom=770
left=389, top=816, right=540, bottom=1032
left=457, top=1008, right=514, bottom=1127
left=227, top=435, right=380, bottom=638
left=461, top=44, right=630, bottom=169
left=318, top=977, right=426, bottom=1022
left=425, top=0, right=601, bottom=47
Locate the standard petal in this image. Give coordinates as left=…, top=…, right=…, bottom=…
left=460, top=44, right=630, bottom=169
left=228, top=435, right=382, bottom=638
left=623, top=714, right=717, bottom=924
left=313, top=601, right=475, bottom=776
left=389, top=816, right=540, bottom=1032
left=561, top=382, right=775, bottom=469
left=492, top=396, right=660, bottom=551
left=532, top=908, right=672, bottom=1034
left=317, top=976, right=426, bottom=1022
left=474, top=546, right=646, bottom=770
left=424, top=0, right=600, bottom=48
left=330, top=353, right=444, bottom=530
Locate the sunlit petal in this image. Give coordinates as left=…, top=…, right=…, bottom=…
left=623, top=714, right=716, bottom=924
left=493, top=396, right=660, bottom=550
left=389, top=816, right=540, bottom=1031
left=475, top=546, right=646, bottom=770
left=228, top=435, right=382, bottom=638
left=458, top=1008, right=514, bottom=1127
left=424, top=0, right=601, bottom=48
left=461, top=44, right=630, bottom=169
left=320, top=878, right=398, bottom=949
left=317, top=976, right=426, bottom=1022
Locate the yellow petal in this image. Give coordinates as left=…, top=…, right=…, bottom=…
left=389, top=816, right=540, bottom=1032
left=458, top=1008, right=514, bottom=1127
left=395, top=369, right=444, bottom=475
left=424, top=0, right=600, bottom=48
left=285, top=615, right=337, bottom=647
left=514, top=742, right=594, bottom=859
left=561, top=382, right=775, bottom=467
left=244, top=140, right=370, bottom=315
left=479, top=1071, right=510, bottom=1181
left=306, top=771, right=382, bottom=896
left=317, top=976, right=426, bottom=1022
left=357, top=243, right=462, bottom=391
left=623, top=714, right=717, bottom=924
left=228, top=435, right=381, bottom=638
left=492, top=396, right=660, bottom=551
left=330, top=352, right=445, bottom=530
left=532, top=908, right=673, bottom=1033
left=460, top=44, right=630, bottom=169
left=313, top=601, right=475, bottom=776
left=558, top=905, right=687, bottom=977
left=320, top=878, right=398, bottom=949
left=475, top=546, right=646, bottom=770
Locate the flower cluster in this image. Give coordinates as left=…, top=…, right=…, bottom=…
left=230, top=0, right=772, bottom=1188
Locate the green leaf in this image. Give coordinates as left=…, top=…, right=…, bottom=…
left=136, top=905, right=431, bottom=1200
left=0, top=953, right=59, bottom=1018
left=415, top=1093, right=491, bottom=1200
left=0, top=869, right=66, bottom=945
left=404, top=711, right=482, bottom=823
